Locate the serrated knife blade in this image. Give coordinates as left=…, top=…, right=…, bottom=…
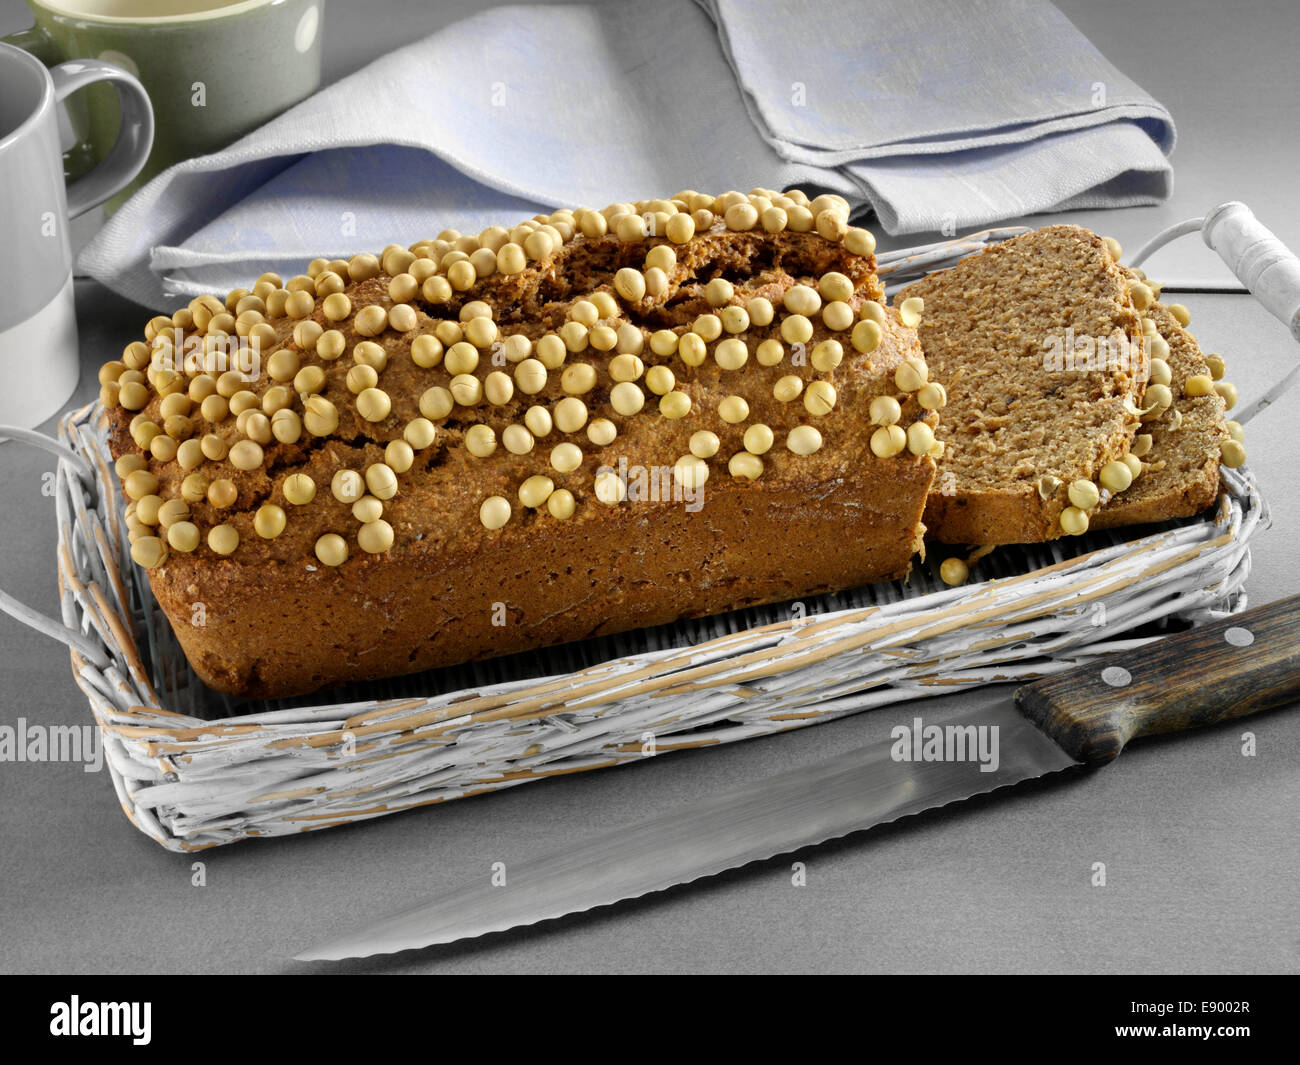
left=295, top=593, right=1300, bottom=962
left=295, top=701, right=1074, bottom=960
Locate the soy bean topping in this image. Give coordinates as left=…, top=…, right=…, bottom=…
left=254, top=504, right=286, bottom=539
left=315, top=533, right=349, bottom=566
left=690, top=430, right=721, bottom=458
left=1068, top=480, right=1100, bottom=510
left=786, top=425, right=823, bottom=455
left=479, top=496, right=511, bottom=529
left=870, top=425, right=906, bottom=457
left=1059, top=506, right=1089, bottom=535
left=940, top=558, right=969, bottom=586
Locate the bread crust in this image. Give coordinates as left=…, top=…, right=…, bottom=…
left=1092, top=296, right=1226, bottom=528
left=145, top=449, right=932, bottom=698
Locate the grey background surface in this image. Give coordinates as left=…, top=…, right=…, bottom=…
left=0, top=0, right=1296, bottom=974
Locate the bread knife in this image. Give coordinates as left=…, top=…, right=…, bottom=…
left=295, top=592, right=1300, bottom=961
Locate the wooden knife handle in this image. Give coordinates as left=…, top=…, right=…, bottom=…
left=1014, top=593, right=1300, bottom=765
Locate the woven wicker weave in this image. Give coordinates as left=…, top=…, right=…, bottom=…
left=6, top=217, right=1289, bottom=850
left=45, top=397, right=1264, bottom=850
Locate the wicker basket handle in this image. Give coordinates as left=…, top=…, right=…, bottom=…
left=1201, top=202, right=1300, bottom=342
left=1202, top=203, right=1300, bottom=423
left=1130, top=202, right=1300, bottom=424
left=0, top=424, right=110, bottom=668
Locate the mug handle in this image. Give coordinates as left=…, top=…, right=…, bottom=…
left=48, top=59, right=154, bottom=218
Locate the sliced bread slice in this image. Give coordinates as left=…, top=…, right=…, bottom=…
left=900, top=225, right=1145, bottom=545
left=1092, top=285, right=1232, bottom=529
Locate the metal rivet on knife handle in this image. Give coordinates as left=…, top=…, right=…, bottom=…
left=1100, top=666, right=1132, bottom=688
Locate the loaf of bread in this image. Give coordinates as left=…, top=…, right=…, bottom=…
left=901, top=226, right=1149, bottom=544
left=101, top=189, right=941, bottom=698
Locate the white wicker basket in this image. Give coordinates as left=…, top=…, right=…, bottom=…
left=2, top=207, right=1292, bottom=851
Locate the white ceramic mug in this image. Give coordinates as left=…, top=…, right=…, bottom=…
left=0, top=40, right=152, bottom=430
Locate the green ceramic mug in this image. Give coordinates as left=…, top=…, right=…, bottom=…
left=3, top=0, right=323, bottom=207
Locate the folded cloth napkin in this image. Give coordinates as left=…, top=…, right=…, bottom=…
left=697, top=0, right=1175, bottom=233
left=80, top=0, right=1173, bottom=310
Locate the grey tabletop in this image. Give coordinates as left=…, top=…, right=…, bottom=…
left=1, top=0, right=1297, bottom=975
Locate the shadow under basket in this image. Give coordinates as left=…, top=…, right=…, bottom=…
left=44, top=400, right=1265, bottom=851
